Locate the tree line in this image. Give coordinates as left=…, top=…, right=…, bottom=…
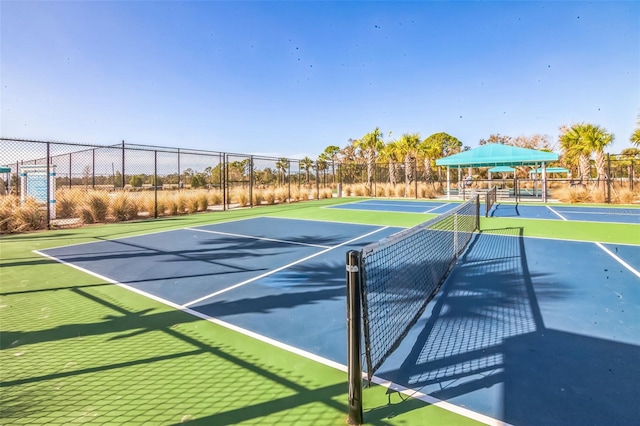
left=311, top=120, right=640, bottom=189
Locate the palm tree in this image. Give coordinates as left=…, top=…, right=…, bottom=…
left=275, top=158, right=289, bottom=187
left=619, top=148, right=640, bottom=188
left=588, top=126, right=614, bottom=189
left=559, top=124, right=592, bottom=183
left=418, top=137, right=441, bottom=185
left=397, top=133, right=421, bottom=194
left=316, top=154, right=329, bottom=185
left=300, top=156, right=313, bottom=186
left=559, top=123, right=614, bottom=187
left=323, top=145, right=340, bottom=184
left=631, top=120, right=640, bottom=147
left=355, top=127, right=384, bottom=191
left=339, top=139, right=364, bottom=185
left=378, top=141, right=401, bottom=187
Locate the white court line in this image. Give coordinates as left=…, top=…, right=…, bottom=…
left=423, top=203, right=450, bottom=214
left=181, top=226, right=390, bottom=308
left=546, top=205, right=567, bottom=221
left=368, top=376, right=512, bottom=426
left=554, top=209, right=639, bottom=217
left=186, top=228, right=331, bottom=249
left=595, top=242, right=640, bottom=279
left=33, top=245, right=507, bottom=426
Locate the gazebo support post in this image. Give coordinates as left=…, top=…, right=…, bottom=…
left=542, top=162, right=547, bottom=203
left=446, top=167, right=451, bottom=200
left=533, top=162, right=538, bottom=197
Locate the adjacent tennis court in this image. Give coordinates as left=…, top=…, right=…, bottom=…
left=329, top=199, right=640, bottom=224
left=25, top=198, right=639, bottom=426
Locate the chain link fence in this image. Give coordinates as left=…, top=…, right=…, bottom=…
left=1, top=138, right=637, bottom=233
left=0, top=138, right=335, bottom=232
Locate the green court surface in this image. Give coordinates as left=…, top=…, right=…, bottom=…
left=1, top=197, right=638, bottom=425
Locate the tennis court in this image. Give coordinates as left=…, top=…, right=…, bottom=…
left=329, top=199, right=640, bottom=224
left=2, top=197, right=639, bottom=425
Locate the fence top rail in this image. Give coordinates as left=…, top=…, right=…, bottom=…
left=1, top=138, right=308, bottom=163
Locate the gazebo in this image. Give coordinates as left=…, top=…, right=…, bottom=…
left=435, top=144, right=559, bottom=202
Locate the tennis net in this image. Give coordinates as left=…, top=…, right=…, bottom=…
left=485, top=185, right=497, bottom=217
left=346, top=195, right=480, bottom=424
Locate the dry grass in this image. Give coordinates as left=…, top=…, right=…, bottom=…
left=549, top=184, right=637, bottom=204
left=0, top=195, right=47, bottom=233
left=263, top=189, right=277, bottom=205
left=352, top=184, right=367, bottom=196
left=384, top=185, right=396, bottom=198
left=417, top=184, right=434, bottom=199
left=232, top=188, right=250, bottom=207
left=252, top=190, right=264, bottom=206
left=137, top=192, right=156, bottom=216
left=208, top=190, right=223, bottom=205
left=275, top=187, right=288, bottom=203
left=319, top=188, right=333, bottom=199
left=110, top=192, right=139, bottom=221
left=80, top=191, right=110, bottom=223
left=616, top=188, right=636, bottom=204
left=289, top=187, right=301, bottom=202
left=56, top=188, right=83, bottom=219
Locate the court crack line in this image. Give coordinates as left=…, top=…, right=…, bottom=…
left=181, top=226, right=391, bottom=308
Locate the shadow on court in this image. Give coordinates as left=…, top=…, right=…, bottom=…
left=375, top=227, right=640, bottom=425
left=488, top=203, right=520, bottom=218
left=0, top=275, right=369, bottom=425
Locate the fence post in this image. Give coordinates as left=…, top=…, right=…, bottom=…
left=316, top=162, right=320, bottom=200
left=249, top=155, right=254, bottom=208
left=346, top=250, right=363, bottom=426
left=414, top=158, right=418, bottom=199
left=46, top=142, right=51, bottom=229
left=287, top=161, right=291, bottom=203
left=607, top=153, right=611, bottom=204
left=92, top=148, right=96, bottom=189
left=223, top=153, right=228, bottom=210
left=338, top=163, right=342, bottom=197
left=121, top=140, right=125, bottom=189
left=154, top=150, right=158, bottom=218
left=476, top=194, right=481, bottom=230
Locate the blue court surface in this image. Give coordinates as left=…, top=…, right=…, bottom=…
left=38, top=216, right=640, bottom=425
left=329, top=199, right=640, bottom=224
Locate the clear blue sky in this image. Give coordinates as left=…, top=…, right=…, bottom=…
left=2, top=1, right=638, bottom=158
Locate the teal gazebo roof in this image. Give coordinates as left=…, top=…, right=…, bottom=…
left=436, top=143, right=558, bottom=167
left=488, top=166, right=516, bottom=173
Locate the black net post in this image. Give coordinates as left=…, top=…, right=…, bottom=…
left=346, top=250, right=363, bottom=425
